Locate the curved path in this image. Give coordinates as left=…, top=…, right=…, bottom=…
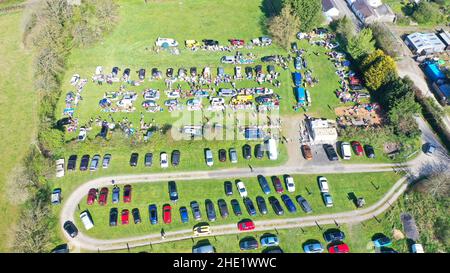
left=62, top=117, right=449, bottom=251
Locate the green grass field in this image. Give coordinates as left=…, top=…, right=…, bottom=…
left=0, top=11, right=37, bottom=251
left=69, top=172, right=400, bottom=240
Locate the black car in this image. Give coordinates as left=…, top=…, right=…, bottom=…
left=138, top=68, right=146, bottom=80
left=151, top=68, right=161, bottom=78
left=218, top=149, right=227, bottom=162
left=291, top=42, right=298, bottom=51
left=242, top=144, right=252, bottom=160
left=99, top=121, right=108, bottom=138
left=224, top=181, right=233, bottom=196
left=132, top=208, right=141, bottom=224
left=243, top=197, right=257, bottom=216
left=168, top=181, right=178, bottom=202
left=296, top=195, right=313, bottom=214
left=205, top=199, right=216, bottom=222
left=323, top=144, right=339, bottom=161
left=63, top=221, right=78, bottom=238
left=245, top=66, right=253, bottom=78
left=109, top=208, right=118, bottom=227
left=67, top=155, right=77, bottom=171
left=324, top=230, right=345, bottom=243
left=239, top=237, right=259, bottom=250
left=79, top=154, right=90, bottom=171
left=230, top=199, right=242, bottom=216
left=57, top=117, right=72, bottom=128
left=190, top=201, right=202, bottom=221
left=350, top=84, right=364, bottom=90
left=144, top=152, right=153, bottom=167
left=269, top=196, right=284, bottom=216
left=257, top=175, right=271, bottom=195
left=171, top=150, right=180, bottom=166
left=261, top=55, right=277, bottom=62
left=130, top=153, right=139, bottom=167
left=203, top=39, right=219, bottom=46
left=256, top=196, right=268, bottom=215
left=166, top=68, right=174, bottom=78
left=190, top=67, right=197, bottom=76
left=255, top=144, right=263, bottom=159
left=364, top=145, right=375, bottom=158
left=123, top=68, right=130, bottom=78
left=255, top=65, right=262, bottom=75
left=217, top=199, right=229, bottom=218
left=112, top=67, right=119, bottom=77
left=267, top=65, right=275, bottom=74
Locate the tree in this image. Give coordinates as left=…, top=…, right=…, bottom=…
left=284, top=0, right=323, bottom=32
left=369, top=23, right=400, bottom=58
left=362, top=50, right=397, bottom=91
left=334, top=16, right=355, bottom=45
left=268, top=4, right=300, bottom=49
left=388, top=97, right=421, bottom=137
left=346, top=28, right=375, bottom=62
left=412, top=1, right=444, bottom=24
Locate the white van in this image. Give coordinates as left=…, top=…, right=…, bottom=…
left=341, top=142, right=352, bottom=160
left=412, top=244, right=424, bottom=253
left=80, top=211, right=94, bottom=230
left=266, top=138, right=278, bottom=160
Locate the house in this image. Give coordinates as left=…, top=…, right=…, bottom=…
left=437, top=30, right=450, bottom=51
left=350, top=0, right=395, bottom=24
left=323, top=0, right=340, bottom=22
left=405, top=32, right=446, bottom=55
left=305, top=118, right=338, bottom=144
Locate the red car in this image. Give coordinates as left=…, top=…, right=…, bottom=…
left=230, top=39, right=244, bottom=46
left=87, top=188, right=97, bottom=205
left=123, top=185, right=132, bottom=203
left=163, top=204, right=172, bottom=224
left=271, top=176, right=284, bottom=193
left=351, top=141, right=364, bottom=156
left=121, top=209, right=129, bottom=225
left=328, top=243, right=350, bottom=253
left=98, top=187, right=109, bottom=206
left=238, top=220, right=255, bottom=231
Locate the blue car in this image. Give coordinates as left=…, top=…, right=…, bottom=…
left=244, top=197, right=257, bottom=216
left=261, top=235, right=279, bottom=247
left=303, top=242, right=324, bottom=253
left=281, top=194, right=296, bottom=213
left=112, top=186, right=120, bottom=204
left=373, top=236, right=392, bottom=248
left=149, top=204, right=158, bottom=225
left=179, top=206, right=189, bottom=223
left=257, top=175, right=271, bottom=195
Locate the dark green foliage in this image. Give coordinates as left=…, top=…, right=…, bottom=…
left=412, top=1, right=444, bottom=24
left=284, top=0, right=323, bottom=32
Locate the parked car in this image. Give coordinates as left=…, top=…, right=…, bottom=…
left=193, top=224, right=211, bottom=236
left=78, top=128, right=87, bottom=141
left=256, top=196, right=268, bottom=215
left=236, top=180, right=248, bottom=198
left=296, top=195, right=313, bottom=214
left=261, top=55, right=277, bottom=62
left=271, top=176, right=284, bottom=193
left=238, top=219, right=255, bottom=231
left=424, top=142, right=436, bottom=155
left=63, top=221, right=78, bottom=238
left=322, top=192, right=333, bottom=207
left=132, top=208, right=141, bottom=224
left=217, top=199, right=229, bottom=218
left=99, top=122, right=108, bottom=138
left=87, top=188, right=97, bottom=205
left=144, top=153, right=153, bottom=167
left=121, top=209, right=129, bottom=225
left=149, top=204, right=158, bottom=225
left=203, top=39, right=219, bottom=46
left=221, top=56, right=236, bottom=64
left=242, top=144, right=252, bottom=159
left=229, top=148, right=238, bottom=163
left=79, top=155, right=90, bottom=171
left=261, top=235, right=279, bottom=247
left=240, top=238, right=259, bottom=250
left=301, top=144, right=313, bottom=160
left=257, top=175, right=271, bottom=195
left=351, top=141, right=364, bottom=156
left=373, top=236, right=392, bottom=248
left=171, top=150, right=181, bottom=166
left=224, top=181, right=233, bottom=196
left=80, top=210, right=94, bottom=230
left=160, top=152, right=169, bottom=168
left=89, top=155, right=100, bottom=171
left=102, top=154, right=111, bottom=168
left=341, top=142, right=352, bottom=160
left=318, top=176, right=329, bottom=193
left=218, top=149, right=227, bottom=162
left=281, top=194, right=296, bottom=213
left=269, top=196, right=284, bottom=215
left=112, top=186, right=120, bottom=204
left=303, top=242, right=324, bottom=253
left=328, top=243, right=350, bottom=253
left=205, top=148, right=213, bottom=166
left=192, top=244, right=215, bottom=253
left=98, top=187, right=108, bottom=206
left=323, top=144, right=339, bottom=161
left=56, top=159, right=65, bottom=178
left=130, top=153, right=139, bottom=167
left=205, top=199, right=216, bottom=222
left=163, top=204, right=172, bottom=224
left=364, top=145, right=375, bottom=158
left=190, top=201, right=202, bottom=221
left=168, top=181, right=179, bottom=202
left=109, top=208, right=118, bottom=227
left=324, top=230, right=345, bottom=243
left=255, top=144, right=264, bottom=159
left=138, top=68, right=146, bottom=80
left=230, top=199, right=242, bottom=216
left=243, top=197, right=257, bottom=216
left=179, top=207, right=189, bottom=223
left=123, top=185, right=132, bottom=203
left=284, top=175, right=295, bottom=192
left=67, top=155, right=77, bottom=171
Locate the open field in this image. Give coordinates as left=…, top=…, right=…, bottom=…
left=68, top=172, right=400, bottom=240
left=0, top=11, right=36, bottom=251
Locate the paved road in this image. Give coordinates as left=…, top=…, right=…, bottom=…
left=61, top=118, right=448, bottom=251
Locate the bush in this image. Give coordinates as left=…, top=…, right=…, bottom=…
left=267, top=4, right=300, bottom=49
left=412, top=1, right=444, bottom=25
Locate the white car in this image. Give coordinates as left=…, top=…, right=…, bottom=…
left=70, top=74, right=80, bottom=85
left=80, top=211, right=94, bottom=230
left=95, top=66, right=103, bottom=75
left=341, top=142, right=352, bottom=160
left=221, top=56, right=236, bottom=64
left=285, top=175, right=295, bottom=192
left=318, top=176, right=329, bottom=193
left=205, top=148, right=213, bottom=167
left=56, top=159, right=65, bottom=178
left=160, top=152, right=169, bottom=168
left=155, top=37, right=179, bottom=47
left=235, top=66, right=242, bottom=78
left=236, top=180, right=248, bottom=198
left=78, top=128, right=87, bottom=141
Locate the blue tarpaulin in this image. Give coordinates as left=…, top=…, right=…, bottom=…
left=294, top=87, right=306, bottom=104
left=424, top=63, right=446, bottom=82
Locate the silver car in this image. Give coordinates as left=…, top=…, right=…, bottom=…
left=102, top=154, right=111, bottom=168
left=229, top=148, right=238, bottom=163
left=89, top=155, right=100, bottom=171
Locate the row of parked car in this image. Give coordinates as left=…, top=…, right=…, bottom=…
left=301, top=141, right=375, bottom=161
